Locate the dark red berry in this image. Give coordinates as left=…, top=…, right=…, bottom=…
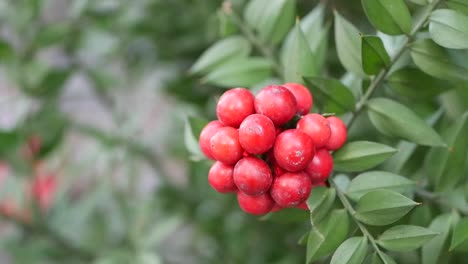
left=208, top=162, right=237, bottom=193
left=239, top=114, right=276, bottom=154
left=254, top=85, right=297, bottom=126
left=210, top=127, right=243, bottom=165
left=199, top=121, right=224, bottom=159
left=305, top=149, right=333, bottom=184
left=237, top=191, right=274, bottom=215
left=274, top=129, right=315, bottom=172
left=325, top=116, right=347, bottom=150
left=216, top=88, right=255, bottom=127
left=297, top=114, right=331, bottom=148
left=296, top=202, right=308, bottom=210
left=233, top=157, right=272, bottom=196
left=282, top=83, right=313, bottom=115
left=270, top=171, right=312, bottom=207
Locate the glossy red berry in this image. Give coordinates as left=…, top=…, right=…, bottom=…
left=270, top=171, right=312, bottom=207
left=274, top=129, right=315, bottom=172
left=297, top=114, right=331, bottom=148
left=233, top=157, right=272, bottom=196
left=210, top=127, right=243, bottom=165
left=254, top=85, right=297, bottom=126
left=305, top=149, right=333, bottom=184
left=270, top=203, right=282, bottom=212
left=282, top=83, right=313, bottom=115
left=216, top=88, right=255, bottom=127
left=239, top=114, right=276, bottom=154
left=208, top=162, right=237, bottom=193
left=325, top=116, right=347, bottom=150
left=199, top=121, right=224, bottom=159
left=237, top=191, right=274, bottom=215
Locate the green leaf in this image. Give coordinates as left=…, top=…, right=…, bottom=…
left=36, top=23, right=71, bottom=47
left=331, top=237, right=368, bottom=264
left=408, top=0, right=429, bottom=5
left=306, top=186, right=336, bottom=223
left=369, top=252, right=397, bottom=264
left=429, top=9, right=468, bottom=49
left=260, top=207, right=309, bottom=223
left=333, top=141, right=398, bottom=172
left=346, top=171, right=415, bottom=201
left=425, top=112, right=468, bottom=191
left=450, top=218, right=468, bottom=251
left=422, top=212, right=460, bottom=264
left=367, top=98, right=445, bottom=146
left=447, top=0, right=468, bottom=16
left=190, top=36, right=251, bottom=74
left=355, top=190, right=418, bottom=226
left=410, top=39, right=468, bottom=81
left=361, top=0, right=412, bottom=35
left=23, top=68, right=72, bottom=98
left=334, top=11, right=365, bottom=77
left=378, top=225, right=438, bottom=252
left=203, top=57, right=272, bottom=87
left=361, top=35, right=391, bottom=75
left=307, top=209, right=349, bottom=263
left=387, top=67, right=448, bottom=99
left=0, top=40, right=14, bottom=63
left=184, top=116, right=208, bottom=161
left=283, top=22, right=317, bottom=83
left=303, top=77, right=356, bottom=114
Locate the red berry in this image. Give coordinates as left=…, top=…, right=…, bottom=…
left=282, top=83, right=313, bottom=115
left=233, top=157, right=272, bottom=196
left=208, top=162, right=237, bottom=193
left=297, top=202, right=308, bottom=210
left=325, top=116, right=347, bottom=150
left=31, top=173, right=57, bottom=211
left=305, top=149, right=333, bottom=184
left=239, top=114, right=276, bottom=154
left=199, top=121, right=224, bottom=159
left=297, top=114, right=331, bottom=148
left=270, top=171, right=312, bottom=207
left=274, top=129, right=315, bottom=172
left=237, top=192, right=274, bottom=215
left=210, top=127, right=243, bottom=165
left=271, top=203, right=283, bottom=212
left=216, top=88, right=255, bottom=127
left=272, top=161, right=286, bottom=177
left=254, top=85, right=297, bottom=126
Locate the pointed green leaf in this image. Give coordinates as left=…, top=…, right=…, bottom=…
left=367, top=98, right=445, bottom=146
left=0, top=40, right=15, bottom=63
left=355, top=190, right=418, bottom=226
left=346, top=171, right=415, bottom=201
left=303, top=77, right=356, bottom=114
left=306, top=186, right=336, bottom=223
left=410, top=39, right=468, bottom=81
left=450, top=218, right=468, bottom=251
left=184, top=116, right=208, bottom=161
left=422, top=212, right=460, bottom=264
left=378, top=225, right=438, bottom=252
left=429, top=9, right=468, bottom=49
left=331, top=237, right=368, bottom=264
left=387, top=67, right=448, bottom=99
left=333, top=141, right=398, bottom=172
left=334, top=11, right=365, bottom=76
left=361, top=0, right=412, bottom=35
left=362, top=35, right=391, bottom=75
left=190, top=36, right=251, bottom=74
left=447, top=0, right=468, bottom=16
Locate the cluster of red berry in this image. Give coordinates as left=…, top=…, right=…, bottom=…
left=199, top=83, right=347, bottom=215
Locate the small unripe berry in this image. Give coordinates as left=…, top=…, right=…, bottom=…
left=216, top=88, right=255, bottom=127
left=254, top=85, right=297, bottom=126
left=305, top=149, right=333, bottom=184
left=282, top=83, right=313, bottom=115
left=325, top=116, right=347, bottom=150
left=239, top=114, right=276, bottom=154
left=210, top=127, right=243, bottom=165
left=234, top=157, right=272, bottom=196
left=274, top=129, right=315, bottom=171
left=297, top=114, right=331, bottom=148
left=208, top=162, right=237, bottom=193
left=237, top=192, right=274, bottom=215
left=270, top=171, right=312, bottom=207
left=199, top=121, right=224, bottom=159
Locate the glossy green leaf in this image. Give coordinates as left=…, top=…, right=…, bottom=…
left=361, top=0, right=412, bottom=35
left=283, top=23, right=317, bottom=83
left=422, top=212, right=460, bottom=264
left=0, top=40, right=14, bottom=63
left=190, top=36, right=251, bottom=74
left=361, top=35, right=391, bottom=75
left=378, top=225, right=438, bottom=252
left=303, top=77, right=356, bottom=114
left=203, top=57, right=272, bottom=88
left=410, top=39, right=468, bottom=81
left=306, top=186, right=336, bottom=223
left=387, top=67, right=448, bottom=99
left=450, top=218, right=468, bottom=251
left=355, top=190, right=418, bottom=226
left=331, top=237, right=368, bottom=264
left=184, top=116, right=208, bottom=161
left=334, top=11, right=365, bottom=77
left=367, top=98, right=445, bottom=146
left=429, top=9, right=468, bottom=49
left=447, top=0, right=468, bottom=15
left=346, top=171, right=415, bottom=201
left=333, top=141, right=398, bottom=172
